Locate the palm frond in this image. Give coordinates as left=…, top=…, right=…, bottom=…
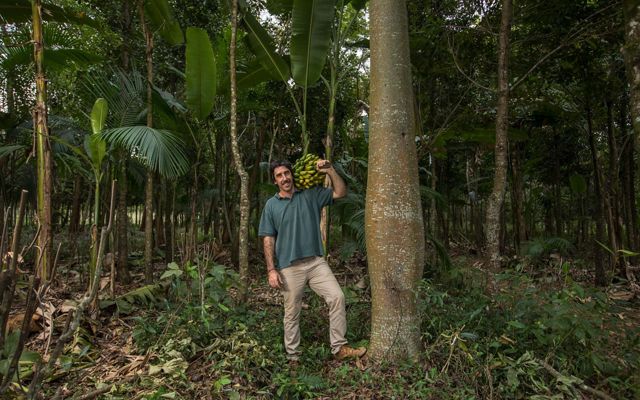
left=102, top=126, right=189, bottom=179
left=82, top=68, right=146, bottom=128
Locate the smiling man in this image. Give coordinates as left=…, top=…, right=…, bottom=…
left=259, top=159, right=366, bottom=363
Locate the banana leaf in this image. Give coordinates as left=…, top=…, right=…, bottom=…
left=144, top=0, right=184, bottom=46
left=240, top=9, right=290, bottom=82
left=185, top=27, right=216, bottom=120
left=290, top=0, right=336, bottom=87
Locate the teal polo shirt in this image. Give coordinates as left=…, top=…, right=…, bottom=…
left=259, top=187, right=334, bottom=269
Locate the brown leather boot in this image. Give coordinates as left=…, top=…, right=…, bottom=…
left=335, top=345, right=367, bottom=360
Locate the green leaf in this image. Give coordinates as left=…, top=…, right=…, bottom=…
left=144, top=0, right=184, bottom=46
left=0, top=145, right=26, bottom=159
left=160, top=269, right=183, bottom=280
left=185, top=27, right=216, bottom=120
left=91, top=98, right=108, bottom=135
left=237, top=61, right=273, bottom=89
left=266, top=0, right=293, bottom=15
left=101, top=126, right=189, bottom=178
left=3, top=330, right=20, bottom=358
left=240, top=9, right=290, bottom=82
left=347, top=0, right=368, bottom=11
left=86, top=98, right=108, bottom=168
left=84, top=134, right=107, bottom=171
left=290, top=0, right=336, bottom=87
left=0, top=0, right=100, bottom=27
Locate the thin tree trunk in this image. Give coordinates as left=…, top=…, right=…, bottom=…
left=229, top=0, right=250, bottom=301
left=586, top=101, right=607, bottom=286
left=164, top=181, right=173, bottom=263
left=510, top=141, right=526, bottom=253
left=623, top=0, right=640, bottom=141
left=485, top=0, right=512, bottom=268
left=366, top=0, right=425, bottom=362
left=187, top=164, right=198, bottom=262
left=605, top=99, right=622, bottom=274
left=69, top=175, right=82, bottom=234
left=32, top=0, right=53, bottom=280
left=139, top=2, right=155, bottom=283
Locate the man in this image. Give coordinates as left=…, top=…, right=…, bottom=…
left=259, top=158, right=366, bottom=362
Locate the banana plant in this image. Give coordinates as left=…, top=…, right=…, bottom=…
left=238, top=0, right=367, bottom=154
left=238, top=0, right=336, bottom=153
left=86, top=98, right=108, bottom=290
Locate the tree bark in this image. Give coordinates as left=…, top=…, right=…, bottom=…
left=139, top=3, right=155, bottom=283
left=366, top=0, right=425, bottom=362
left=33, top=0, right=53, bottom=280
left=229, top=0, right=250, bottom=301
left=619, top=93, right=639, bottom=257
left=623, top=0, right=640, bottom=140
left=586, top=101, right=607, bottom=286
left=485, top=0, right=512, bottom=268
left=510, top=141, right=526, bottom=253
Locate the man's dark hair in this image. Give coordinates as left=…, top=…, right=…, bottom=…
left=269, top=160, right=293, bottom=181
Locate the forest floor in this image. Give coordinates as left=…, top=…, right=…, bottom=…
left=5, top=242, right=640, bottom=399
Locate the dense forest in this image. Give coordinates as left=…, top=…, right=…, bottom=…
left=0, top=0, right=639, bottom=398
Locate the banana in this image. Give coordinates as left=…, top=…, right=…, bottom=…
left=293, top=153, right=325, bottom=189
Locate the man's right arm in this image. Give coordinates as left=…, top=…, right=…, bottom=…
left=263, top=236, right=282, bottom=288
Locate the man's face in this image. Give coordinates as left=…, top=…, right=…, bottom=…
left=273, top=165, right=294, bottom=194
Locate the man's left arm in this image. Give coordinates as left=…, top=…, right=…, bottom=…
left=317, top=160, right=347, bottom=199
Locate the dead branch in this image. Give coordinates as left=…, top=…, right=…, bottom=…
left=27, top=181, right=117, bottom=399
left=76, top=374, right=141, bottom=400
left=538, top=359, right=614, bottom=400
left=0, top=276, right=41, bottom=392
left=0, top=190, right=28, bottom=350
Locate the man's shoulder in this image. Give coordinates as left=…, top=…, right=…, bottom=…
left=263, top=195, right=278, bottom=208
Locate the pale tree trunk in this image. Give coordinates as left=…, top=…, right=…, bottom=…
left=33, top=0, right=53, bottom=280
left=623, top=0, right=640, bottom=140
left=229, top=0, right=250, bottom=301
left=485, top=0, right=511, bottom=268
left=366, top=0, right=425, bottom=362
left=139, top=3, right=155, bottom=283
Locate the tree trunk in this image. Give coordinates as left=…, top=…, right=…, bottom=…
left=164, top=181, right=173, bottom=263
left=623, top=0, right=640, bottom=141
left=510, top=141, right=526, bottom=253
left=605, top=99, right=623, bottom=275
left=32, top=0, right=53, bottom=280
left=485, top=0, right=512, bottom=268
left=586, top=102, right=607, bottom=286
left=619, top=92, right=639, bottom=258
left=229, top=0, right=250, bottom=301
left=366, top=0, right=425, bottom=362
left=68, top=175, right=82, bottom=234
left=139, top=3, right=155, bottom=283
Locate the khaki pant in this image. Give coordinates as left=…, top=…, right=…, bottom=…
left=280, top=256, right=347, bottom=360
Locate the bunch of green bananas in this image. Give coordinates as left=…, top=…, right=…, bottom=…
left=293, top=153, right=325, bottom=189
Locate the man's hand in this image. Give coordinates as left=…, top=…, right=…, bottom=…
left=316, top=159, right=333, bottom=172
left=315, top=159, right=347, bottom=199
left=268, top=269, right=283, bottom=289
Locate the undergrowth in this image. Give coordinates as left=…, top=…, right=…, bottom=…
left=92, top=259, right=639, bottom=399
